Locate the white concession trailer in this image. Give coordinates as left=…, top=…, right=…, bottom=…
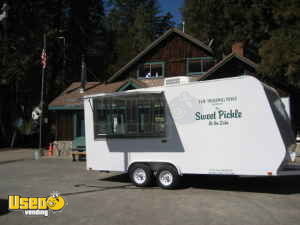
left=83, top=76, right=298, bottom=189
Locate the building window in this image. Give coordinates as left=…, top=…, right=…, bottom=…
left=187, top=57, right=214, bottom=75
left=93, top=93, right=165, bottom=138
left=138, top=62, right=164, bottom=79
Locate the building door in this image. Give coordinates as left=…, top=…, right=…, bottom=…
left=74, top=111, right=85, bottom=138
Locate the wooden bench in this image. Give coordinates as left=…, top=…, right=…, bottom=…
left=72, top=149, right=86, bottom=161
left=72, top=137, right=86, bottom=161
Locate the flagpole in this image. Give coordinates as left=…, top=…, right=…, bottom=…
left=35, top=33, right=46, bottom=160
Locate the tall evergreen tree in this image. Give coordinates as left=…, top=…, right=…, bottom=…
left=182, top=0, right=300, bottom=87
left=106, top=0, right=174, bottom=76
left=0, top=0, right=65, bottom=146
left=182, top=0, right=275, bottom=59
left=68, top=0, right=108, bottom=82
left=259, top=0, right=300, bottom=87
left=0, top=0, right=108, bottom=146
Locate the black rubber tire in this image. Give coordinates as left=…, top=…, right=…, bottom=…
left=129, top=163, right=153, bottom=187
left=156, top=165, right=180, bottom=189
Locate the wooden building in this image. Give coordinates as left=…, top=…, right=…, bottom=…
left=108, top=28, right=215, bottom=82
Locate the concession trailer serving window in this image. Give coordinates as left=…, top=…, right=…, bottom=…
left=93, top=92, right=165, bottom=138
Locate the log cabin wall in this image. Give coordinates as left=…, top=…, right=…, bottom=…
left=122, top=33, right=214, bottom=79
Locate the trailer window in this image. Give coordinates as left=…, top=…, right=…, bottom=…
left=93, top=97, right=113, bottom=136
left=93, top=93, right=165, bottom=138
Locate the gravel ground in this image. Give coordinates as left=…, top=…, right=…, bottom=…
left=1, top=149, right=300, bottom=225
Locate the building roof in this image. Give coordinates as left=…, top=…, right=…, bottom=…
left=139, top=78, right=165, bottom=87
left=48, top=78, right=165, bottom=110
left=48, top=81, right=124, bottom=109
left=198, top=52, right=258, bottom=81
left=107, top=28, right=213, bottom=83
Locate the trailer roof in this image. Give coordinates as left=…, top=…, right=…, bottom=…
left=84, top=89, right=163, bottom=99
left=84, top=76, right=255, bottom=99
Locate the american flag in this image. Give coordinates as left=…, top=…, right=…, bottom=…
left=41, top=49, right=47, bottom=69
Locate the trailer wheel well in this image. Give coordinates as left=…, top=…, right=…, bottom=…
left=128, top=162, right=181, bottom=175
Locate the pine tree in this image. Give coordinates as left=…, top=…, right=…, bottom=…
left=259, top=0, right=300, bottom=87
left=182, top=0, right=275, bottom=59
left=182, top=0, right=300, bottom=86
left=106, top=0, right=174, bottom=76
left=0, top=0, right=65, bottom=146
left=67, top=0, right=108, bottom=82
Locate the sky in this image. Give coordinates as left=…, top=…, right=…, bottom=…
left=158, top=0, right=184, bottom=25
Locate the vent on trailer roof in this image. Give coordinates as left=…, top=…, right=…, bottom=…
left=164, top=76, right=192, bottom=86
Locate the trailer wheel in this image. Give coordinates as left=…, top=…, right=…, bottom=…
left=156, top=165, right=180, bottom=189
left=129, top=164, right=153, bottom=187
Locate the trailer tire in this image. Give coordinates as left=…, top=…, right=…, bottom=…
left=129, top=164, right=153, bottom=187
left=156, top=165, right=180, bottom=189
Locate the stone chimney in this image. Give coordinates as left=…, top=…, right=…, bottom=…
left=231, top=41, right=246, bottom=57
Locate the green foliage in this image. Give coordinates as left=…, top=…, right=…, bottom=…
left=259, top=27, right=300, bottom=85
left=258, top=0, right=300, bottom=87
left=0, top=0, right=108, bottom=146
left=182, top=0, right=274, bottom=58
left=182, top=0, right=300, bottom=87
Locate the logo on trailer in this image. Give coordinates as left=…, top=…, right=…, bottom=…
left=170, top=91, right=203, bottom=124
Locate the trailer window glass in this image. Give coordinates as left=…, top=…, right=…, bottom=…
left=93, top=93, right=165, bottom=138
left=93, top=97, right=113, bottom=136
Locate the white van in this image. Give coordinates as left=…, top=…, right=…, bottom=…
left=83, top=76, right=298, bottom=189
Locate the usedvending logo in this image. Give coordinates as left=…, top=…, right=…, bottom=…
left=8, top=192, right=66, bottom=216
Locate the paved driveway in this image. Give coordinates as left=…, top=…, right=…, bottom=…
left=1, top=149, right=300, bottom=225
